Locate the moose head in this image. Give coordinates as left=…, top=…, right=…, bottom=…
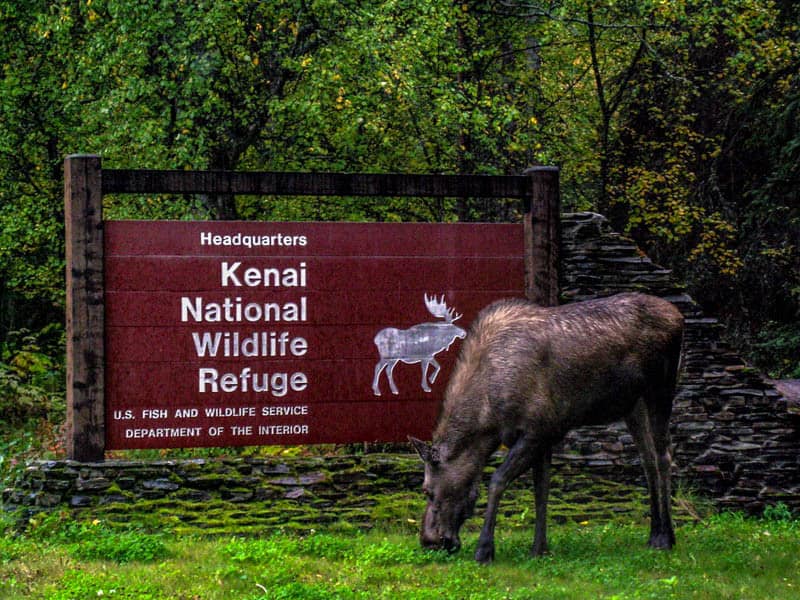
left=409, top=436, right=480, bottom=553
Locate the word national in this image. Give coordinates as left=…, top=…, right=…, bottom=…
left=180, top=296, right=308, bottom=323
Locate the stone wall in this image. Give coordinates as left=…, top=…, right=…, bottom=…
left=4, top=212, right=798, bottom=521
left=2, top=455, right=425, bottom=533
left=557, top=213, right=799, bottom=512
left=2, top=452, right=662, bottom=533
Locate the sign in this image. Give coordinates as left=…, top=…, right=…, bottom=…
left=105, top=221, right=524, bottom=449
left=64, top=157, right=559, bottom=460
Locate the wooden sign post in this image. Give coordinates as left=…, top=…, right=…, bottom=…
left=64, top=155, right=560, bottom=461
left=65, top=155, right=105, bottom=462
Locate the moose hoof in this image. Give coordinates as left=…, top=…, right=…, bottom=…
left=474, top=543, right=495, bottom=564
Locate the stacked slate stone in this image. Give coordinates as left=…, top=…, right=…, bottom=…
left=2, top=455, right=425, bottom=532
left=558, top=212, right=799, bottom=513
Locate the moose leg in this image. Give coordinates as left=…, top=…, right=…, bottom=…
left=420, top=360, right=432, bottom=392
left=649, top=393, right=676, bottom=548
left=531, top=446, right=553, bottom=557
left=625, top=398, right=674, bottom=549
left=427, top=358, right=441, bottom=385
left=384, top=360, right=400, bottom=395
left=475, top=435, right=536, bottom=564
left=372, top=360, right=387, bottom=396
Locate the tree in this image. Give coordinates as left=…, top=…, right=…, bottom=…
left=1, top=0, right=798, bottom=381
left=0, top=0, right=78, bottom=336
left=71, top=0, right=340, bottom=220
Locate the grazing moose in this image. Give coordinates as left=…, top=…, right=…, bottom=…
left=372, top=294, right=466, bottom=396
left=410, top=293, right=684, bottom=563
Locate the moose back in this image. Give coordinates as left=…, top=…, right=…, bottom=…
left=411, top=292, right=684, bottom=563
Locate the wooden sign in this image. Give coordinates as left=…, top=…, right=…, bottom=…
left=64, top=155, right=559, bottom=460
left=104, top=221, right=524, bottom=449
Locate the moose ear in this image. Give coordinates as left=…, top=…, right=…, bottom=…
left=408, top=436, right=436, bottom=464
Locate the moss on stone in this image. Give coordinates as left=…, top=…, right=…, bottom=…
left=8, top=454, right=705, bottom=539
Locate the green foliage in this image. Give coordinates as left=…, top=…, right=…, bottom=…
left=26, top=512, right=169, bottom=564
left=1, top=0, right=798, bottom=381
left=763, top=502, right=796, bottom=524
left=0, top=533, right=21, bottom=564
left=46, top=570, right=161, bottom=600
left=3, top=513, right=800, bottom=599
left=598, top=0, right=799, bottom=342
left=0, top=420, right=60, bottom=493
left=221, top=531, right=446, bottom=568
left=512, top=0, right=800, bottom=363
left=70, top=529, right=169, bottom=564
left=0, top=364, right=52, bottom=423
left=222, top=536, right=298, bottom=564
left=0, top=332, right=63, bottom=484
left=751, top=322, right=800, bottom=378
left=0, top=1, right=73, bottom=314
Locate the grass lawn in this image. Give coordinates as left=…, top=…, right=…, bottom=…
left=2, top=508, right=798, bottom=599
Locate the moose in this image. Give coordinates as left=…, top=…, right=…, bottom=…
left=410, top=292, right=684, bottom=563
left=372, top=294, right=466, bottom=396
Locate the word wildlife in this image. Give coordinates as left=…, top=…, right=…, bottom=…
left=182, top=261, right=309, bottom=397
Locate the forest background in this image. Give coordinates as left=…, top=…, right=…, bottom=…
left=0, top=0, right=798, bottom=434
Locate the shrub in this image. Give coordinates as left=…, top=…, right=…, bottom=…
left=750, top=322, right=800, bottom=378
left=0, top=326, right=64, bottom=423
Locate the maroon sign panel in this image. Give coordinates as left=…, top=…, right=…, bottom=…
left=104, top=221, right=524, bottom=449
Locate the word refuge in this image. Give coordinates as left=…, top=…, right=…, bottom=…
left=181, top=261, right=308, bottom=323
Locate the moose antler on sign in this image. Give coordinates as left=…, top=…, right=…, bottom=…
left=424, top=294, right=462, bottom=323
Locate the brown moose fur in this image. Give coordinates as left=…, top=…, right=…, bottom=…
left=412, top=292, right=684, bottom=563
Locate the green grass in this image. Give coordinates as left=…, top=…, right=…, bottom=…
left=2, top=510, right=799, bottom=599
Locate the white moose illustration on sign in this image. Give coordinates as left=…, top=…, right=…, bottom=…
left=372, top=294, right=466, bottom=396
